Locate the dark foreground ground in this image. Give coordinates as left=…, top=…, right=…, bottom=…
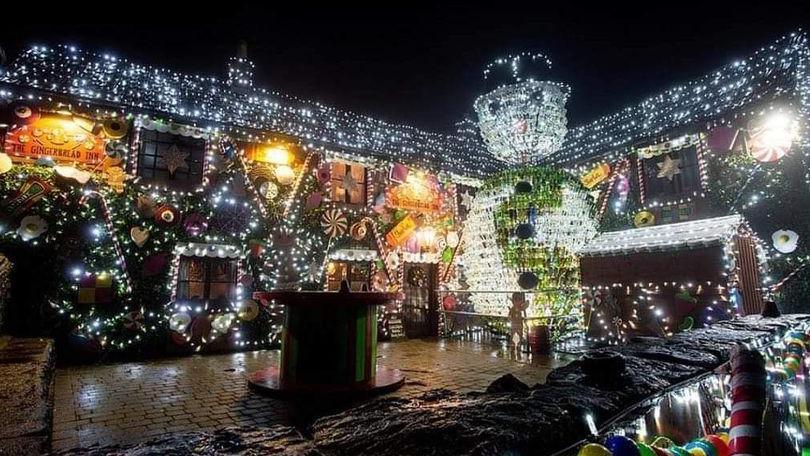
left=45, top=314, right=809, bottom=456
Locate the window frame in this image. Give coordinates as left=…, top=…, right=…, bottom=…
left=330, top=161, right=367, bottom=206
left=176, top=256, right=239, bottom=302
left=134, top=128, right=208, bottom=191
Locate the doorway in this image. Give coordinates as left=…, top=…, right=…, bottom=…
left=401, top=263, right=438, bottom=338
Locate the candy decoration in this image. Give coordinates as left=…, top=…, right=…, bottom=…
left=136, top=195, right=156, bottom=218
left=211, top=313, right=235, bottom=335
left=154, top=204, right=180, bottom=226
left=605, top=435, right=641, bottom=456
left=316, top=164, right=331, bottom=184
left=275, top=165, right=295, bottom=185
left=577, top=443, right=612, bottom=456
left=728, top=346, right=766, bottom=456
left=350, top=221, right=368, bottom=240
left=634, top=211, right=656, bottom=228
left=0, top=153, right=12, bottom=174
left=77, top=273, right=113, bottom=304
left=169, top=312, right=191, bottom=332
left=182, top=213, right=209, bottom=237
left=130, top=227, right=150, bottom=247
left=102, top=118, right=129, bottom=139
left=53, top=165, right=91, bottom=185
left=772, top=229, right=799, bottom=254
left=259, top=181, right=279, bottom=200
left=684, top=439, right=716, bottom=456
left=637, top=443, right=657, bottom=456
left=0, top=178, right=52, bottom=221
left=11, top=103, right=40, bottom=124
left=17, top=215, right=47, bottom=241
left=238, top=299, right=260, bottom=321
left=703, top=435, right=729, bottom=456
left=123, top=311, right=144, bottom=330
left=321, top=209, right=348, bottom=238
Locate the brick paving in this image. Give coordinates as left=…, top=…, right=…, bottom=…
left=52, top=339, right=572, bottom=451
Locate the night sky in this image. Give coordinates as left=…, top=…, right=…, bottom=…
left=0, top=3, right=808, bottom=133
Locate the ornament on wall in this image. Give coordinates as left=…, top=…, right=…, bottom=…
left=748, top=113, right=797, bottom=163
left=385, top=251, right=400, bottom=271
left=237, top=299, right=260, bottom=321
left=274, top=165, right=295, bottom=185
left=772, top=229, right=798, bottom=254
left=305, top=191, right=323, bottom=210
left=182, top=213, right=209, bottom=237
left=350, top=221, right=368, bottom=240
left=320, top=209, right=348, bottom=238
left=407, top=267, right=427, bottom=287
left=135, top=195, right=156, bottom=218
left=142, top=252, right=169, bottom=277
left=53, top=165, right=91, bottom=186
left=101, top=118, right=129, bottom=139
left=161, top=144, right=189, bottom=176
left=123, top=311, right=144, bottom=331
left=633, top=211, right=656, bottom=228
left=0, top=153, right=13, bottom=174
left=656, top=155, right=682, bottom=181
left=77, top=273, right=113, bottom=304
left=17, top=214, right=47, bottom=241
left=259, top=181, right=278, bottom=200
left=130, top=226, right=149, bottom=247
left=104, top=167, right=127, bottom=194
left=104, top=140, right=128, bottom=160
left=169, top=312, right=191, bottom=332
left=316, top=164, right=331, bottom=185
left=154, top=204, right=180, bottom=227
left=211, top=313, right=235, bottom=335
left=10, top=103, right=40, bottom=125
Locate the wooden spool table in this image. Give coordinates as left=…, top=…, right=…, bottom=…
left=249, top=283, right=405, bottom=397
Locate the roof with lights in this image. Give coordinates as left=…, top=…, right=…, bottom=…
left=549, top=31, right=809, bottom=167
left=0, top=45, right=503, bottom=179
left=0, top=31, right=806, bottom=177
left=580, top=214, right=745, bottom=256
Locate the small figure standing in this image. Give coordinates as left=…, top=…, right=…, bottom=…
left=508, top=292, right=528, bottom=350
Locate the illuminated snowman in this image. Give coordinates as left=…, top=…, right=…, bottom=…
left=473, top=52, right=570, bottom=165
left=462, top=53, right=596, bottom=334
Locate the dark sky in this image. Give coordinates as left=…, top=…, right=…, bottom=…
left=1, top=3, right=808, bottom=133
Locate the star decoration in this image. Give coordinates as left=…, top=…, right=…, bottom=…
left=656, top=155, right=682, bottom=181
left=341, top=173, right=358, bottom=193
left=162, top=144, right=189, bottom=176
left=459, top=191, right=473, bottom=210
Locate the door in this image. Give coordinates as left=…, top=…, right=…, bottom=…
left=401, top=263, right=438, bottom=338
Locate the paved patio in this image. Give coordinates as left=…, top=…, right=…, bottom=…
left=52, top=339, right=571, bottom=451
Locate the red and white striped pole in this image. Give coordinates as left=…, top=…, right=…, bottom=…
left=728, top=346, right=766, bottom=456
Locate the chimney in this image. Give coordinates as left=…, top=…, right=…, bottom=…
left=227, top=40, right=255, bottom=90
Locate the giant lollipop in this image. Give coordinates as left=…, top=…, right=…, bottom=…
left=320, top=209, right=348, bottom=238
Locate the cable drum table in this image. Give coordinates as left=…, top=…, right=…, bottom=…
left=249, top=282, right=405, bottom=397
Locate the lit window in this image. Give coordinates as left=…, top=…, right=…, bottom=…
left=136, top=129, right=206, bottom=190
left=176, top=257, right=238, bottom=302
left=330, top=162, right=366, bottom=205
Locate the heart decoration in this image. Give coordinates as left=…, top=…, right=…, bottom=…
left=130, top=226, right=150, bottom=247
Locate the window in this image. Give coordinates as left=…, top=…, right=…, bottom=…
left=640, top=146, right=702, bottom=203
left=326, top=261, right=370, bottom=291
left=330, top=162, right=366, bottom=205
left=137, top=129, right=206, bottom=190
left=176, top=257, right=238, bottom=302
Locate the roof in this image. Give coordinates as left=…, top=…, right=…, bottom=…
left=580, top=214, right=744, bottom=256
left=549, top=31, right=808, bottom=166
left=0, top=45, right=503, bottom=179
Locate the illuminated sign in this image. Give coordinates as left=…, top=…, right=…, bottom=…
left=385, top=214, right=417, bottom=247
left=580, top=163, right=611, bottom=189
left=386, top=174, right=442, bottom=213
left=4, top=115, right=106, bottom=165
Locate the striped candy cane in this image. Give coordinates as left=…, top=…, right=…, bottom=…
left=729, top=346, right=766, bottom=456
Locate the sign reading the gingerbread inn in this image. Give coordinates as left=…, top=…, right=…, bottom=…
left=4, top=114, right=106, bottom=165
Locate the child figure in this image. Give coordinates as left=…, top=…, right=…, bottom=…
left=508, top=292, right=528, bottom=351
